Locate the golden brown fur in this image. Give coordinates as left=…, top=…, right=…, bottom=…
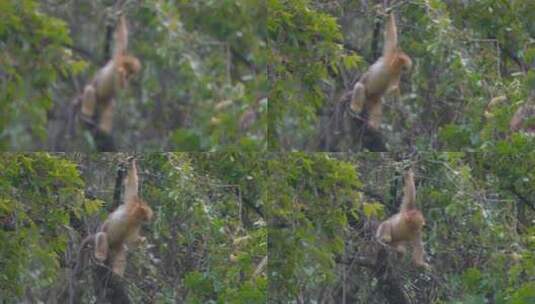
left=94, top=159, right=152, bottom=276
left=375, top=168, right=430, bottom=269
left=80, top=15, right=141, bottom=134
left=510, top=104, right=535, bottom=133
left=350, top=13, right=412, bottom=129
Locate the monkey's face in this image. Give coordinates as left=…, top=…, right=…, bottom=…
left=140, top=202, right=153, bottom=222
left=398, top=53, right=412, bottom=73
left=120, top=56, right=141, bottom=80
left=125, top=60, right=141, bottom=78
left=132, top=198, right=153, bottom=222
left=404, top=210, right=425, bottom=228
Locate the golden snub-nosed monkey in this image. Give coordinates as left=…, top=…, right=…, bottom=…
left=80, top=15, right=141, bottom=134
left=350, top=13, right=412, bottom=129
left=376, top=168, right=430, bottom=269
left=93, top=158, right=152, bottom=276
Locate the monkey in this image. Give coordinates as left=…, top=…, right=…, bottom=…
left=483, top=95, right=507, bottom=119
left=92, top=158, right=153, bottom=276
left=69, top=159, right=149, bottom=303
left=79, top=15, right=141, bottom=135
left=510, top=104, right=535, bottom=133
left=350, top=13, right=412, bottom=130
left=375, top=168, right=430, bottom=269
left=239, top=97, right=265, bottom=131
left=482, top=93, right=535, bottom=134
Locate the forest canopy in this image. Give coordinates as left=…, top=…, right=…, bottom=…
left=267, top=152, right=535, bottom=303
left=1, top=1, right=535, bottom=304
left=268, top=0, right=535, bottom=152
left=0, top=153, right=266, bottom=303
left=0, top=0, right=267, bottom=151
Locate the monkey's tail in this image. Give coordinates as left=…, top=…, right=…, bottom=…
left=73, top=234, right=95, bottom=279
left=68, top=234, right=95, bottom=304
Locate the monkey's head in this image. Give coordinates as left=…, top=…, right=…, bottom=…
left=400, top=53, right=412, bottom=73
left=138, top=200, right=153, bottom=222
left=126, top=58, right=142, bottom=77
left=121, top=55, right=142, bottom=79
left=404, top=209, right=425, bottom=228
left=131, top=198, right=153, bottom=222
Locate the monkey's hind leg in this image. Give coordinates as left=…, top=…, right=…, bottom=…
left=376, top=222, right=392, bottom=245
left=350, top=82, right=367, bottom=113
left=367, top=100, right=383, bottom=130
left=111, top=246, right=128, bottom=276
left=80, top=85, right=97, bottom=119
left=411, top=237, right=430, bottom=269
left=99, top=99, right=115, bottom=134
left=392, top=241, right=407, bottom=259
left=94, top=232, right=109, bottom=262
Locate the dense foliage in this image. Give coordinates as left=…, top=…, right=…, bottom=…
left=2, top=1, right=535, bottom=304
left=0, top=153, right=266, bottom=303
left=0, top=0, right=267, bottom=151
left=267, top=152, right=535, bottom=303
left=269, top=0, right=535, bottom=151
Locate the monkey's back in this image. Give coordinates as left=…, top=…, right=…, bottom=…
left=103, top=204, right=134, bottom=247
left=364, top=58, right=395, bottom=95
left=389, top=213, right=417, bottom=242
left=93, top=61, right=119, bottom=101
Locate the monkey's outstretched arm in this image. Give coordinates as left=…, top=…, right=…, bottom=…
left=400, top=168, right=416, bottom=212
left=383, top=13, right=398, bottom=58
left=114, top=15, right=128, bottom=58
left=124, top=158, right=139, bottom=203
